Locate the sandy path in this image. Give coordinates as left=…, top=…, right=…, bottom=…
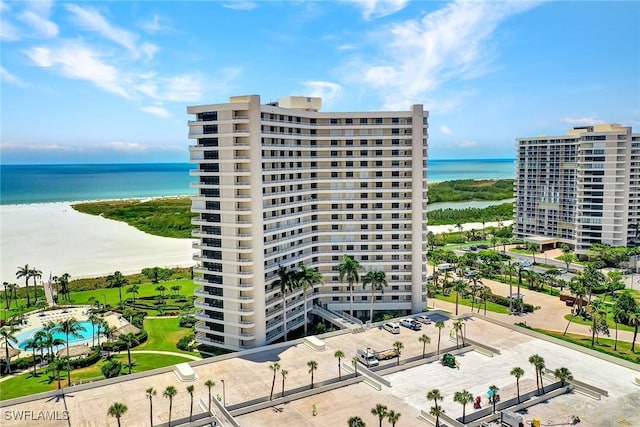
left=0, top=202, right=194, bottom=283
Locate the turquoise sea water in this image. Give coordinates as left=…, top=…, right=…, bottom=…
left=0, top=159, right=515, bottom=205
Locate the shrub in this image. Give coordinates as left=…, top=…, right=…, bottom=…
left=177, top=334, right=195, bottom=351
left=9, top=355, right=44, bottom=371
left=101, top=360, right=123, bottom=378
left=68, top=348, right=101, bottom=369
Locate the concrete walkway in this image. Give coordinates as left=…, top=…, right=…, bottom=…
left=126, top=350, right=202, bottom=361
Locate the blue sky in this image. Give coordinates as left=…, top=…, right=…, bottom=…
left=1, top=0, right=639, bottom=164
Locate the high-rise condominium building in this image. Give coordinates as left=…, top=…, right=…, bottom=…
left=515, top=124, right=639, bottom=256
left=188, top=95, right=428, bottom=351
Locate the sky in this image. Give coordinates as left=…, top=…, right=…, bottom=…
left=1, top=0, right=639, bottom=164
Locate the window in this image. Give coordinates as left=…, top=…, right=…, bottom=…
left=360, top=118, right=368, bottom=124
left=346, top=118, right=353, bottom=124
left=197, top=111, right=218, bottom=121
left=360, top=161, right=368, bottom=167
left=203, top=125, right=218, bottom=134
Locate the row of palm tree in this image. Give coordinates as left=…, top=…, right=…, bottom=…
left=347, top=404, right=401, bottom=427
left=15, top=264, right=42, bottom=307
left=141, top=379, right=216, bottom=426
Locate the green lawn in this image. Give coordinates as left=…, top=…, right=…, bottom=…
left=137, top=317, right=197, bottom=355
left=433, top=293, right=510, bottom=314
left=562, top=312, right=636, bottom=333
left=0, top=353, right=193, bottom=401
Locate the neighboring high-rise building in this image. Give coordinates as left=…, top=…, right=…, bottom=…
left=515, top=124, right=639, bottom=256
left=188, top=95, right=428, bottom=351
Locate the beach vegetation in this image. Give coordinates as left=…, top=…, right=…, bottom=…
left=428, top=203, right=513, bottom=226
left=427, top=179, right=514, bottom=203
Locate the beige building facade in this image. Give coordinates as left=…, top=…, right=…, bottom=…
left=188, top=95, right=428, bottom=351
left=515, top=124, right=639, bottom=256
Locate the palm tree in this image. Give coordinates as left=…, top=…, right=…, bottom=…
left=362, top=270, right=387, bottom=323
left=348, top=416, right=366, bottom=427
left=281, top=368, right=288, bottom=398
left=419, top=334, right=431, bottom=358
left=510, top=366, right=525, bottom=403
left=51, top=358, right=65, bottom=389
left=588, top=300, right=607, bottom=346
left=488, top=385, right=499, bottom=413
left=352, top=356, right=358, bottom=377
left=335, top=350, right=345, bottom=381
left=387, top=409, right=401, bottom=427
left=127, top=284, right=140, bottom=304
left=58, top=273, right=71, bottom=302
left=269, top=362, right=281, bottom=400
left=297, top=263, right=324, bottom=335
left=0, top=326, right=18, bottom=374
left=55, top=318, right=87, bottom=384
left=429, top=404, right=445, bottom=427
left=272, top=265, right=295, bottom=341
left=337, top=255, right=361, bottom=316
left=16, top=264, right=32, bottom=306
left=478, top=285, right=491, bottom=315
left=307, top=360, right=318, bottom=388
left=528, top=354, right=545, bottom=394
left=25, top=336, right=42, bottom=376
left=186, top=384, right=195, bottom=422
left=371, top=404, right=388, bottom=427
left=427, top=388, right=443, bottom=408
left=3, top=282, right=10, bottom=310
left=29, top=267, right=42, bottom=304
left=155, top=284, right=167, bottom=299
left=146, top=387, right=156, bottom=426
left=629, top=310, right=639, bottom=352
left=503, top=261, right=516, bottom=313
left=204, top=380, right=215, bottom=415
left=170, top=285, right=181, bottom=298
left=107, top=271, right=128, bottom=306
left=435, top=321, right=445, bottom=355
left=452, top=279, right=467, bottom=315
left=122, top=332, right=140, bottom=374
left=393, top=341, right=404, bottom=366
left=564, top=277, right=587, bottom=335
left=163, top=385, right=178, bottom=427
left=88, top=312, right=101, bottom=348
left=453, top=390, right=473, bottom=423
left=107, top=402, right=128, bottom=427
left=452, top=320, right=464, bottom=348
left=554, top=367, right=573, bottom=387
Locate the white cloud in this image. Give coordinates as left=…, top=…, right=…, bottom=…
left=64, top=4, right=158, bottom=59
left=223, top=2, right=258, bottom=11
left=163, top=74, right=203, bottom=102
left=25, top=43, right=131, bottom=98
left=0, top=66, right=27, bottom=86
left=1, top=142, right=76, bottom=152
left=440, top=125, right=453, bottom=135
left=453, top=139, right=478, bottom=148
left=347, top=0, right=409, bottom=20
left=1, top=141, right=183, bottom=154
left=337, top=44, right=356, bottom=51
left=104, top=141, right=148, bottom=152
left=141, top=14, right=171, bottom=34
left=140, top=105, right=172, bottom=118
left=18, top=0, right=59, bottom=39
left=353, top=0, right=540, bottom=109
left=562, top=117, right=604, bottom=126
left=301, top=81, right=342, bottom=104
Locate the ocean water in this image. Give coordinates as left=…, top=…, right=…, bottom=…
left=0, top=159, right=515, bottom=205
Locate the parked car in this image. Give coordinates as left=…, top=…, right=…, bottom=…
left=414, top=314, right=432, bottom=324
left=382, top=322, right=400, bottom=334
left=477, top=244, right=489, bottom=249
left=400, top=318, right=422, bottom=330
left=557, top=268, right=567, bottom=274
left=356, top=349, right=379, bottom=367
left=519, top=260, right=532, bottom=267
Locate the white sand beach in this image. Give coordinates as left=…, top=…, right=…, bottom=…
left=427, top=220, right=513, bottom=235
left=0, top=202, right=194, bottom=284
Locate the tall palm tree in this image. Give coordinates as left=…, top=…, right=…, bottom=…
left=146, top=387, right=157, bottom=426
left=121, top=332, right=140, bottom=374
left=429, top=404, right=444, bottom=427
left=348, top=416, right=366, bottom=427
left=7, top=283, right=18, bottom=309
left=528, top=354, right=545, bottom=394
left=26, top=336, right=42, bottom=376
left=186, top=384, right=195, bottom=422
left=629, top=310, right=639, bottom=352
left=393, top=341, right=404, bottom=366
left=478, top=285, right=491, bottom=315
left=564, top=277, right=587, bottom=335
left=488, top=385, right=499, bottom=413
left=107, top=271, right=128, bottom=306
left=297, top=263, right=324, bottom=335
left=371, top=404, right=388, bottom=427
left=419, top=334, right=431, bottom=358
left=427, top=388, right=443, bottom=408
left=435, top=321, right=445, bottom=355
left=510, top=366, right=524, bottom=403
left=362, top=270, right=387, bottom=323
left=29, top=267, right=42, bottom=304
left=155, top=285, right=167, bottom=299
left=107, top=402, right=128, bottom=427
left=3, top=282, right=10, bottom=310
left=269, top=362, right=280, bottom=400
left=204, top=380, right=215, bottom=415
left=334, top=350, right=345, bottom=380
left=16, top=264, right=32, bottom=306
left=163, top=385, right=178, bottom=427
left=272, top=265, right=295, bottom=341
left=554, top=367, right=573, bottom=387
left=337, top=255, right=361, bottom=316
left=0, top=326, right=18, bottom=374
left=307, top=360, right=318, bottom=388
left=127, top=284, right=140, bottom=304
left=503, top=261, right=516, bottom=313
left=55, top=318, right=87, bottom=384
left=452, top=279, right=467, bottom=316
left=387, top=409, right=401, bottom=427
left=87, top=312, right=101, bottom=348
left=58, top=273, right=71, bottom=302
left=51, top=358, right=65, bottom=389
left=453, top=390, right=473, bottom=423
left=588, top=300, right=607, bottom=346
left=281, top=368, right=288, bottom=398
left=452, top=320, right=464, bottom=348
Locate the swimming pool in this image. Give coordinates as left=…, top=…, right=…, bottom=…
left=17, top=321, right=103, bottom=350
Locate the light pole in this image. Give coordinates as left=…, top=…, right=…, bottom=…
left=101, top=294, right=107, bottom=308
left=221, top=379, right=226, bottom=407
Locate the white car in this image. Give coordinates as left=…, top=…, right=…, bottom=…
left=382, top=322, right=400, bottom=334
left=414, top=314, right=432, bottom=325
left=400, top=318, right=421, bottom=330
